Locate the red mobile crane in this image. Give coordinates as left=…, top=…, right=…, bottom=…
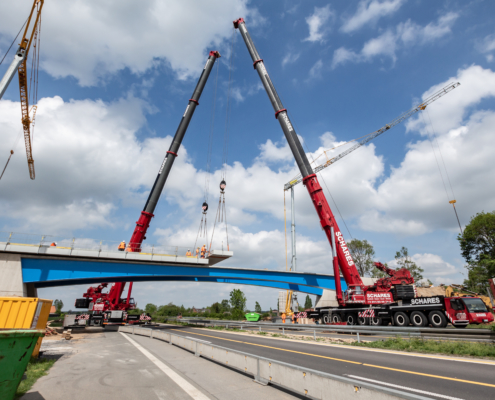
left=74, top=51, right=221, bottom=326
left=233, top=18, right=493, bottom=328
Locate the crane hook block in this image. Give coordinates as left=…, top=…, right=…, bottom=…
left=220, top=180, right=226, bottom=192
left=202, top=202, right=208, bottom=212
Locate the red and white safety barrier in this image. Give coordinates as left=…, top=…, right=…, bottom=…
left=358, top=309, right=375, bottom=318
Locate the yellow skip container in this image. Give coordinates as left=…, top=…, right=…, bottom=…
left=0, top=297, right=53, bottom=358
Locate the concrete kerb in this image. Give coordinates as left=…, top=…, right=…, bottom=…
left=121, top=325, right=433, bottom=400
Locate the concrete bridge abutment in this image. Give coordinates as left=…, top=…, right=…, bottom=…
left=0, top=253, right=37, bottom=297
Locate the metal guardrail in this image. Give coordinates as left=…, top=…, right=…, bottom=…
left=180, top=319, right=495, bottom=343
left=120, top=325, right=432, bottom=400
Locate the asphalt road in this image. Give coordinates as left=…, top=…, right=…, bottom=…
left=153, top=324, right=495, bottom=400
left=26, top=327, right=300, bottom=400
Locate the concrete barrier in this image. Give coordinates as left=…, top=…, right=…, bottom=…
left=120, top=326, right=432, bottom=400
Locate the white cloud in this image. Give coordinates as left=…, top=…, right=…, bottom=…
left=282, top=52, right=300, bottom=67
left=359, top=65, right=495, bottom=235
left=332, top=13, right=458, bottom=69
left=388, top=253, right=462, bottom=285
left=0, top=0, right=256, bottom=86
left=477, top=33, right=495, bottom=62
left=0, top=95, right=194, bottom=231
left=303, top=5, right=334, bottom=43
left=308, top=59, right=324, bottom=79
left=341, top=0, right=405, bottom=33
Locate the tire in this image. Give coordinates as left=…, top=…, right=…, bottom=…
left=393, top=312, right=410, bottom=327
left=357, top=317, right=368, bottom=325
left=345, top=313, right=358, bottom=325
left=331, top=314, right=342, bottom=323
left=410, top=311, right=427, bottom=327
left=370, top=317, right=382, bottom=326
left=322, top=314, right=330, bottom=324
left=428, top=311, right=447, bottom=328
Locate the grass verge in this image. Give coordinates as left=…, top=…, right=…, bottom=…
left=351, top=336, right=495, bottom=358
left=15, top=358, right=56, bottom=399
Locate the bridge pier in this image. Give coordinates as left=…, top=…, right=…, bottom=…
left=0, top=253, right=37, bottom=297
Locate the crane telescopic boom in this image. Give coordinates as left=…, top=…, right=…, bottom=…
left=128, top=50, right=221, bottom=252
left=233, top=19, right=365, bottom=295
left=284, top=82, right=460, bottom=191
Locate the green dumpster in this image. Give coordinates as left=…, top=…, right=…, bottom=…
left=0, top=329, right=45, bottom=400
left=245, top=312, right=261, bottom=322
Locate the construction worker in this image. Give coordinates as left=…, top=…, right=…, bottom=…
left=185, top=249, right=192, bottom=257
left=196, top=247, right=200, bottom=257
left=125, top=244, right=132, bottom=252
left=50, top=242, right=57, bottom=247
left=291, top=313, right=296, bottom=324
left=200, top=244, right=206, bottom=258
left=118, top=241, right=126, bottom=251
left=281, top=313, right=286, bottom=324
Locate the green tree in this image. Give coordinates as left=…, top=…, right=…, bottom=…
left=229, top=289, right=246, bottom=320
left=458, top=211, right=495, bottom=292
left=220, top=299, right=230, bottom=312
left=144, top=303, right=157, bottom=314
left=348, top=239, right=376, bottom=277
left=254, top=301, right=262, bottom=313
left=304, top=295, right=312, bottom=309
left=210, top=302, right=221, bottom=313
left=394, top=247, right=424, bottom=282
left=53, top=299, right=64, bottom=313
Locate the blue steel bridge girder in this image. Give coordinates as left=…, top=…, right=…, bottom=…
left=21, top=258, right=346, bottom=295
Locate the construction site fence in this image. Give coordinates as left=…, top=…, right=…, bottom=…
left=0, top=231, right=198, bottom=258
left=179, top=318, right=495, bottom=343
left=120, top=325, right=431, bottom=400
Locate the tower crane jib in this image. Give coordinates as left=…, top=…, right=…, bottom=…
left=284, top=82, right=460, bottom=191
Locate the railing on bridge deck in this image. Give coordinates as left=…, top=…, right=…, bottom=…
left=0, top=231, right=200, bottom=259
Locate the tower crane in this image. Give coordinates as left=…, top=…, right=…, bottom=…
left=284, top=82, right=460, bottom=191
left=0, top=0, right=44, bottom=180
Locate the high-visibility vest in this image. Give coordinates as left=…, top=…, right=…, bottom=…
left=125, top=245, right=132, bottom=252
left=186, top=251, right=192, bottom=256
left=118, top=242, right=126, bottom=250
left=50, top=243, right=56, bottom=247
left=201, top=246, right=206, bottom=255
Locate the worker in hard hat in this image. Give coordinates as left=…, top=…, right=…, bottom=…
left=50, top=242, right=57, bottom=247
left=196, top=247, right=200, bottom=257
left=185, top=249, right=192, bottom=257
left=200, top=245, right=206, bottom=258
left=125, top=244, right=132, bottom=252
left=118, top=241, right=126, bottom=251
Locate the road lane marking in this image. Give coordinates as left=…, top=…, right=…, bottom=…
left=178, top=330, right=495, bottom=388
left=362, top=364, right=495, bottom=388
left=187, top=327, right=495, bottom=366
left=346, top=375, right=465, bottom=400
left=120, top=333, right=211, bottom=400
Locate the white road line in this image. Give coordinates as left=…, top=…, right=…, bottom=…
left=120, top=333, right=210, bottom=400
left=346, top=375, right=465, bottom=400
left=185, top=337, right=211, bottom=344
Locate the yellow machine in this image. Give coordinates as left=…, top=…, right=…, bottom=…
left=445, top=285, right=493, bottom=311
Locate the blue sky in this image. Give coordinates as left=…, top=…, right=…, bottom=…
left=1, top=0, right=495, bottom=311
